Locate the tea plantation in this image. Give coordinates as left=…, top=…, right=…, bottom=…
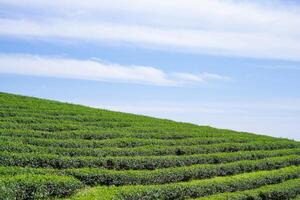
left=0, top=92, right=299, bottom=200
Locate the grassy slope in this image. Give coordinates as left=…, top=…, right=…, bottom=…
left=0, top=92, right=299, bottom=200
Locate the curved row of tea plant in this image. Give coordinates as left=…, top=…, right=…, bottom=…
left=1, top=140, right=299, bottom=157
left=1, top=148, right=299, bottom=170
left=0, top=174, right=81, bottom=200
left=0, top=155, right=298, bottom=187
left=0, top=134, right=260, bottom=148
left=1, top=92, right=300, bottom=199
left=195, top=177, right=300, bottom=200
left=67, top=166, right=300, bottom=200
left=0, top=128, right=275, bottom=140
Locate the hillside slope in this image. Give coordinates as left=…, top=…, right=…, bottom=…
left=0, top=92, right=299, bottom=200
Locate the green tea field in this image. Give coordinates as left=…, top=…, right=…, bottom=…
left=0, top=92, right=299, bottom=200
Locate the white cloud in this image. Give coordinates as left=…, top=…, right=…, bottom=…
left=171, top=72, right=230, bottom=83
left=171, top=73, right=204, bottom=82
left=0, top=54, right=228, bottom=86
left=0, top=0, right=300, bottom=60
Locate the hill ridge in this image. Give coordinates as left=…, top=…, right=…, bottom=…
left=0, top=92, right=299, bottom=199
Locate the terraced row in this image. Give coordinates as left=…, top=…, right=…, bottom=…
left=66, top=166, right=300, bottom=200
left=0, top=135, right=260, bottom=148
left=1, top=155, right=300, bottom=199
left=0, top=174, right=81, bottom=200
left=0, top=127, right=274, bottom=140
left=1, top=92, right=300, bottom=200
left=1, top=148, right=299, bottom=170
left=1, top=155, right=298, bottom=186
left=195, top=177, right=300, bottom=200
left=1, top=140, right=298, bottom=157
left=0, top=95, right=280, bottom=141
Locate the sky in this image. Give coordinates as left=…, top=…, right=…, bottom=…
left=0, top=0, right=299, bottom=140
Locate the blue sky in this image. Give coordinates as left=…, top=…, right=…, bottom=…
left=0, top=0, right=299, bottom=140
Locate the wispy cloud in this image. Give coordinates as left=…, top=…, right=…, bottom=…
left=0, top=0, right=299, bottom=60
left=0, top=54, right=228, bottom=86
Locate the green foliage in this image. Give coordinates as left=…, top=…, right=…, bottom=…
left=1, top=140, right=299, bottom=157
left=2, top=155, right=299, bottom=187
left=196, top=177, right=300, bottom=200
left=0, top=148, right=299, bottom=170
left=114, top=166, right=300, bottom=200
left=293, top=195, right=300, bottom=200
left=0, top=174, right=82, bottom=200
left=64, top=155, right=300, bottom=186
left=68, top=166, right=300, bottom=200
left=0, top=92, right=300, bottom=199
